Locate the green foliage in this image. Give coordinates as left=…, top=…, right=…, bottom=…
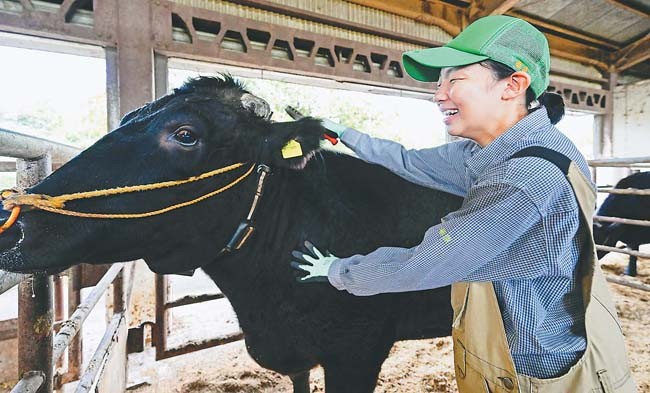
left=0, top=94, right=107, bottom=148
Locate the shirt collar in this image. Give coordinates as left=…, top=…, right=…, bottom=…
left=466, top=107, right=551, bottom=179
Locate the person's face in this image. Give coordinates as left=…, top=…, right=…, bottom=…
left=434, top=63, right=507, bottom=145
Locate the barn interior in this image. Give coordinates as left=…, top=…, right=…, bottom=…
left=0, top=0, right=649, bottom=392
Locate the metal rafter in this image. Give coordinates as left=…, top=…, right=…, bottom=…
left=614, top=33, right=650, bottom=71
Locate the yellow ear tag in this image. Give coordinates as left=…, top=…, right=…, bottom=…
left=281, top=139, right=303, bottom=159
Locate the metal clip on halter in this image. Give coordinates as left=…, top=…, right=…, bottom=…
left=222, top=164, right=272, bottom=254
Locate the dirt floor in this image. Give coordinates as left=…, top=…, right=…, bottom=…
left=125, top=250, right=650, bottom=393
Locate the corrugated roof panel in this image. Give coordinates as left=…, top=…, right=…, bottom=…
left=581, top=7, right=648, bottom=43
left=609, top=18, right=649, bottom=43
left=515, top=0, right=569, bottom=18
left=548, top=0, right=612, bottom=34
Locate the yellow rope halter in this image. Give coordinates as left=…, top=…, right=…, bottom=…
left=0, top=162, right=254, bottom=234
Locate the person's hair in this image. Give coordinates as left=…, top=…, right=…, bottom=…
left=478, top=60, right=564, bottom=125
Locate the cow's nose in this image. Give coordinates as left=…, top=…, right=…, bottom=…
left=0, top=210, right=22, bottom=253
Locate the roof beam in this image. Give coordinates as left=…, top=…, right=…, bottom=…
left=605, top=0, right=650, bottom=18
left=468, top=0, right=520, bottom=21
left=344, top=0, right=463, bottom=36
left=545, top=33, right=610, bottom=71
left=614, top=34, right=650, bottom=71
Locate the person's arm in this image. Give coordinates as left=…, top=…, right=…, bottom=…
left=327, top=180, right=546, bottom=296
left=341, top=128, right=470, bottom=197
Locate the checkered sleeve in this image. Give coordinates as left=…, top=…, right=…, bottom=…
left=327, top=180, right=544, bottom=295
left=341, top=128, right=470, bottom=196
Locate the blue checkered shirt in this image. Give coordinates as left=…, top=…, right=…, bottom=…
left=328, top=107, right=592, bottom=378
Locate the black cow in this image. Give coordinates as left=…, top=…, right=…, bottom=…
left=594, top=171, right=650, bottom=276
left=0, top=76, right=462, bottom=392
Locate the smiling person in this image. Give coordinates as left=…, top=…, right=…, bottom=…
left=290, top=15, right=635, bottom=392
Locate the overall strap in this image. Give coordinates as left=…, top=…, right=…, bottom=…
left=509, top=146, right=570, bottom=175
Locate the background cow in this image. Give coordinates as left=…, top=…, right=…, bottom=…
left=594, top=171, right=650, bottom=276
left=0, top=75, right=462, bottom=393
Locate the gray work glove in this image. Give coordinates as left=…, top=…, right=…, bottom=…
left=290, top=241, right=339, bottom=283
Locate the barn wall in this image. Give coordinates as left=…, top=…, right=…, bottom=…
left=613, top=79, right=650, bottom=158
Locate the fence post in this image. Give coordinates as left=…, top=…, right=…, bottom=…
left=16, top=153, right=54, bottom=393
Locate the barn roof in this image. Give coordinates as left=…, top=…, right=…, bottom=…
left=340, top=0, right=650, bottom=80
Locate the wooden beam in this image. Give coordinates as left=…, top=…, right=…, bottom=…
left=614, top=34, right=650, bottom=71
left=545, top=33, right=610, bottom=71
left=468, top=0, right=519, bottom=21
left=344, top=0, right=463, bottom=36
left=605, top=0, right=650, bottom=18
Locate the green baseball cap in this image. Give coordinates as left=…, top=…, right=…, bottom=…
left=403, top=15, right=550, bottom=98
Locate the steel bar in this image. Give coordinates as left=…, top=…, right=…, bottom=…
left=73, top=313, right=126, bottom=393
left=125, top=262, right=137, bottom=310
left=153, top=274, right=169, bottom=359
left=0, top=271, right=30, bottom=295
left=596, top=245, right=650, bottom=259
left=17, top=154, right=53, bottom=393
left=53, top=274, right=66, bottom=389
left=588, top=156, right=650, bottom=167
left=597, top=188, right=650, bottom=196
left=0, top=128, right=80, bottom=163
left=52, top=264, right=124, bottom=362
left=165, top=293, right=226, bottom=309
left=605, top=274, right=650, bottom=292
left=158, top=331, right=245, bottom=360
left=10, top=371, right=45, bottom=393
left=112, top=269, right=124, bottom=314
left=593, top=215, right=650, bottom=228
left=67, top=265, right=82, bottom=381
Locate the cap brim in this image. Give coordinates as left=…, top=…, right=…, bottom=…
left=403, top=47, right=489, bottom=82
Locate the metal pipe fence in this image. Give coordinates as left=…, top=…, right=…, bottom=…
left=588, top=156, right=650, bottom=291
left=0, top=128, right=130, bottom=393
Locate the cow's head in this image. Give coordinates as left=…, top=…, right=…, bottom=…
left=0, top=75, right=327, bottom=274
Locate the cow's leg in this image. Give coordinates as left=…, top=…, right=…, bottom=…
left=289, top=371, right=310, bottom=393
left=322, top=338, right=393, bottom=393
left=322, top=359, right=385, bottom=393
left=625, top=244, right=639, bottom=276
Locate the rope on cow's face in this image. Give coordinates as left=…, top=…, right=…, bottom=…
left=0, top=162, right=254, bottom=235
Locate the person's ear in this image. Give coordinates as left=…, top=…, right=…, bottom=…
left=502, top=71, right=531, bottom=101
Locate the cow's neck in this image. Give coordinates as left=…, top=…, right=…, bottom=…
left=201, top=153, right=357, bottom=307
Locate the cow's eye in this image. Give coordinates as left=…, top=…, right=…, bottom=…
left=171, top=128, right=198, bottom=146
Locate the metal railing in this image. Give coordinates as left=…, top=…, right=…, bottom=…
left=0, top=128, right=131, bottom=393
left=589, top=157, right=650, bottom=291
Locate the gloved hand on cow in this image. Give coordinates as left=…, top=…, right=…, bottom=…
left=290, top=240, right=339, bottom=283
left=285, top=106, right=347, bottom=145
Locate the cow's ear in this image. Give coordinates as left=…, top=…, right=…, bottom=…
left=267, top=117, right=327, bottom=170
